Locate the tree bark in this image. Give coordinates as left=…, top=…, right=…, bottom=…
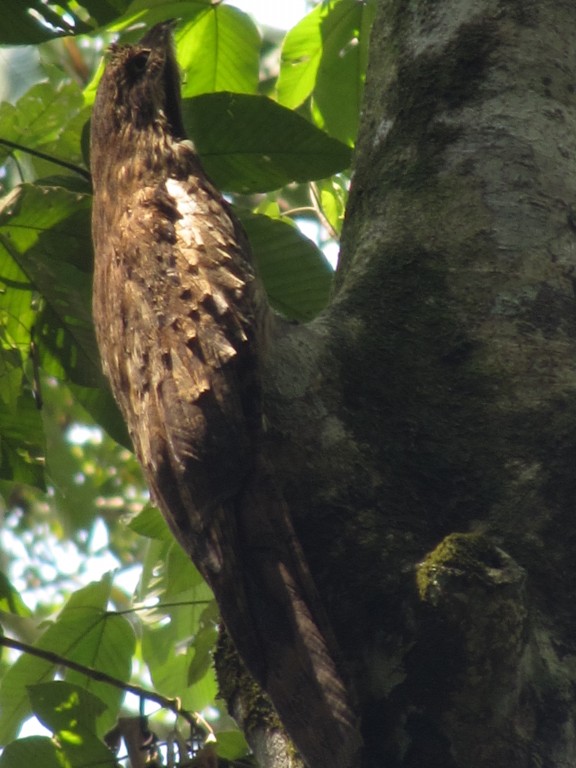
left=222, top=0, right=576, bottom=766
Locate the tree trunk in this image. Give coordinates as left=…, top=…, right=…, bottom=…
left=217, top=1, right=576, bottom=766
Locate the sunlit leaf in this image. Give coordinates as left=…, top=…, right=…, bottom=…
left=178, top=6, right=260, bottom=97
left=313, top=174, right=349, bottom=238
left=277, top=2, right=324, bottom=108
left=278, top=0, right=376, bottom=145
left=313, top=0, right=377, bottom=145
left=129, top=504, right=174, bottom=542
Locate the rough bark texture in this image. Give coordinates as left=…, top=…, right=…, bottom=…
left=290, top=0, right=576, bottom=765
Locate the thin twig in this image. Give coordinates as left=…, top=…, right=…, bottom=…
left=0, top=138, right=91, bottom=181
left=0, top=635, right=210, bottom=734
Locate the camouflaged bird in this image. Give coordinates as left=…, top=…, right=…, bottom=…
left=91, top=19, right=266, bottom=588
left=91, top=22, right=361, bottom=768
left=91, top=17, right=270, bottom=698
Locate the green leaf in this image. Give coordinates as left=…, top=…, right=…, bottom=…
left=278, top=0, right=376, bottom=145
left=238, top=212, right=332, bottom=321
left=277, top=2, right=324, bottom=108
left=0, top=82, right=89, bottom=175
left=186, top=603, right=218, bottom=685
left=138, top=539, right=216, bottom=712
left=28, top=682, right=117, bottom=768
left=313, top=174, right=349, bottom=237
left=104, top=0, right=210, bottom=35
left=313, top=0, right=377, bottom=145
left=79, top=0, right=132, bottom=25
left=0, top=395, right=45, bottom=488
left=68, top=383, right=131, bottom=451
left=129, top=504, right=174, bottom=542
left=0, top=571, right=31, bottom=617
left=0, top=576, right=135, bottom=744
left=0, top=184, right=103, bottom=390
left=28, top=681, right=107, bottom=733
left=216, top=730, right=250, bottom=760
left=0, top=736, right=64, bottom=768
left=178, top=6, right=260, bottom=97
left=184, top=93, right=351, bottom=193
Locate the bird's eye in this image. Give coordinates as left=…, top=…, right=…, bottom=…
left=129, top=50, right=150, bottom=76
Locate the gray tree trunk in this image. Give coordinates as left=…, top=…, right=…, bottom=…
left=219, top=1, right=576, bottom=766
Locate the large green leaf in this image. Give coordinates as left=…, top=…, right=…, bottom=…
left=277, top=2, right=325, bottom=108
left=313, top=0, right=376, bottom=145
left=238, top=212, right=332, bottom=320
left=106, top=0, right=210, bottom=33
left=79, top=0, right=132, bottom=26
left=278, top=0, right=376, bottom=145
left=183, top=92, right=351, bottom=193
left=0, top=576, right=135, bottom=744
left=178, top=5, right=260, bottom=97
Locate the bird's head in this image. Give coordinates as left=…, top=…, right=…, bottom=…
left=91, top=21, right=186, bottom=157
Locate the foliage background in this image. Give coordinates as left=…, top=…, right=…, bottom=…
left=0, top=0, right=374, bottom=765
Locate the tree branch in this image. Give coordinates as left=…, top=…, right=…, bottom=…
left=0, top=635, right=210, bottom=734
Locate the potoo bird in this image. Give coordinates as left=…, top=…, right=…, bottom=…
left=91, top=22, right=361, bottom=768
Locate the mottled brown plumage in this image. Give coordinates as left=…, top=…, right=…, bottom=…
left=91, top=23, right=361, bottom=768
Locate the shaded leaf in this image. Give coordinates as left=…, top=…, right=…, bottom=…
left=183, top=92, right=351, bottom=193
left=0, top=395, right=45, bottom=488
left=28, top=680, right=107, bottom=732
left=29, top=682, right=117, bottom=768
left=0, top=2, right=89, bottom=44
left=0, top=736, right=63, bottom=768
left=238, top=212, right=332, bottom=320
left=79, top=0, right=132, bottom=26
